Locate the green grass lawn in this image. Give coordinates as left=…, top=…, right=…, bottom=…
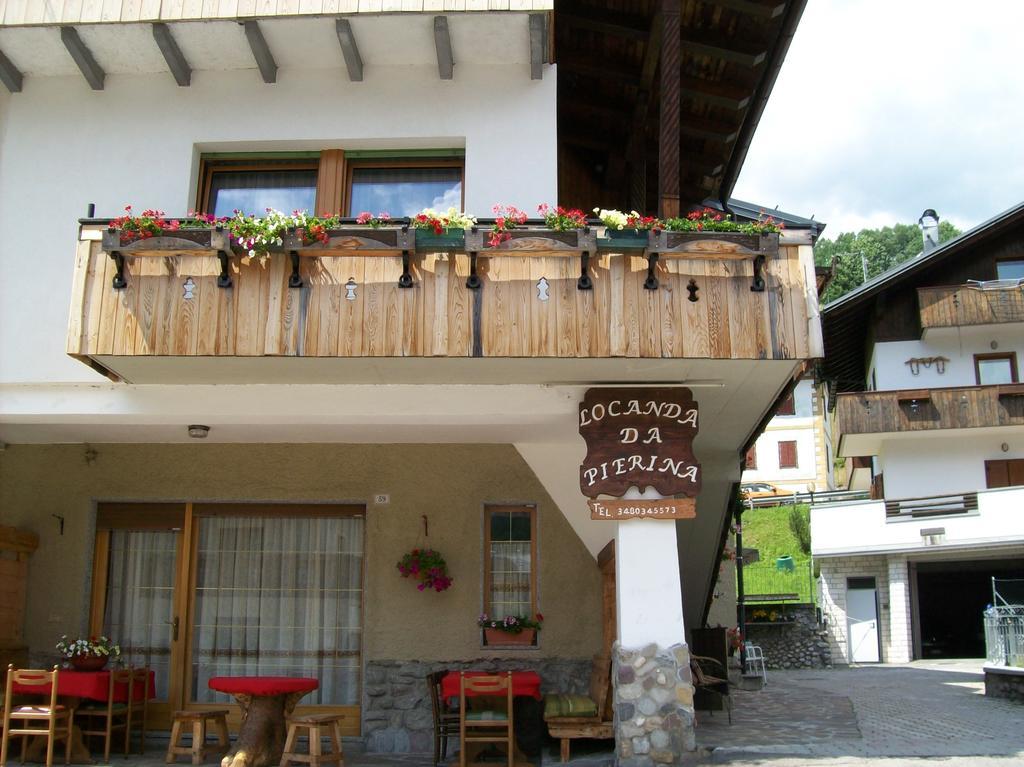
left=739, top=503, right=815, bottom=604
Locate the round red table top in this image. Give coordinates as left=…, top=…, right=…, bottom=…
left=208, top=676, right=319, bottom=696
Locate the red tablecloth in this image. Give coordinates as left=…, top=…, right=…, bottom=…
left=208, top=676, right=319, bottom=697
left=440, top=671, right=541, bottom=701
left=12, top=670, right=155, bottom=703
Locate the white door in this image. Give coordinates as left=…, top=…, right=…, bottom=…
left=847, top=586, right=880, bottom=662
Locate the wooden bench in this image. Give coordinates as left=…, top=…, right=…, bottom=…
left=544, top=655, right=613, bottom=763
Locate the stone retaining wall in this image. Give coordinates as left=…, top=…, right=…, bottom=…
left=363, top=657, right=591, bottom=753
left=745, top=604, right=832, bottom=669
left=985, top=666, right=1024, bottom=703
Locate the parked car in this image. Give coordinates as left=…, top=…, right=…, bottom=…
left=740, top=482, right=791, bottom=502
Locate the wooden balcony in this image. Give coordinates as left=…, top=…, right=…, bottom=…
left=837, top=385, right=1024, bottom=454
left=918, top=283, right=1024, bottom=332
left=67, top=225, right=820, bottom=383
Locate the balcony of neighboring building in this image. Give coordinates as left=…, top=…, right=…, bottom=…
left=811, top=484, right=1024, bottom=559
left=836, top=384, right=1024, bottom=456
left=918, top=281, right=1024, bottom=335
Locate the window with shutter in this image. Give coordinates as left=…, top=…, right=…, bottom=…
left=745, top=447, right=757, bottom=470
left=778, top=440, right=798, bottom=469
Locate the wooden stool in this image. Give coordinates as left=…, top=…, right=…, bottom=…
left=166, top=710, right=231, bottom=765
left=279, top=714, right=345, bottom=767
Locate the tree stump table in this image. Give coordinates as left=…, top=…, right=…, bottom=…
left=207, top=676, right=319, bottom=767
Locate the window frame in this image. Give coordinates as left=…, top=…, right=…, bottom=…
left=745, top=446, right=757, bottom=470
left=344, top=158, right=465, bottom=216
left=995, top=258, right=1024, bottom=280
left=196, top=156, right=321, bottom=216
left=778, top=440, right=799, bottom=469
left=482, top=504, right=538, bottom=645
left=776, top=393, right=796, bottom=416
left=973, top=352, right=1019, bottom=386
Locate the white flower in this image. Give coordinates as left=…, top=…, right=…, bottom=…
left=594, top=209, right=628, bottom=230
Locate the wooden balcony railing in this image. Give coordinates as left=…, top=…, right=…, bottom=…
left=918, top=283, right=1024, bottom=331
left=884, top=492, right=979, bottom=519
left=837, top=385, right=1024, bottom=436
left=67, top=225, right=820, bottom=381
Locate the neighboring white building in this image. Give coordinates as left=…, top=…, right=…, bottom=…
left=814, top=205, right=1024, bottom=664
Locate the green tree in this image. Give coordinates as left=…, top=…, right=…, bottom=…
left=814, top=220, right=960, bottom=304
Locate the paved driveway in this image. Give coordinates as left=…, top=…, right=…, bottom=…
left=697, top=660, right=1024, bottom=761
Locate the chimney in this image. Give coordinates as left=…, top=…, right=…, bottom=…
left=919, top=209, right=940, bottom=254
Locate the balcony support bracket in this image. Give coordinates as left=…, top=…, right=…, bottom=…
left=466, top=251, right=481, bottom=290
left=217, top=251, right=233, bottom=288
left=109, top=250, right=127, bottom=290
left=751, top=254, right=766, bottom=292
left=288, top=251, right=303, bottom=288
left=399, top=249, right=413, bottom=288
left=578, top=251, right=593, bottom=290
left=644, top=252, right=660, bottom=290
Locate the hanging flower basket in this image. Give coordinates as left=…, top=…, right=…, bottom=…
left=397, top=548, right=453, bottom=592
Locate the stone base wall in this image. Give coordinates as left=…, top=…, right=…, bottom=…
left=363, top=657, right=591, bottom=753
left=613, top=643, right=695, bottom=766
left=985, top=667, right=1024, bottom=703
left=745, top=604, right=832, bottom=669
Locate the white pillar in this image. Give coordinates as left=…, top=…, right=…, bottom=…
left=887, top=555, right=913, bottom=663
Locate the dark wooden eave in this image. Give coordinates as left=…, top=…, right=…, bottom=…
left=555, top=0, right=807, bottom=213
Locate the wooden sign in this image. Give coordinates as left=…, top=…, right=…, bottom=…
left=588, top=499, right=696, bottom=521
left=578, top=387, right=701, bottom=499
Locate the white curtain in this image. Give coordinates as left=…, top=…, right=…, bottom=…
left=192, top=516, right=364, bottom=705
left=104, top=531, right=177, bottom=699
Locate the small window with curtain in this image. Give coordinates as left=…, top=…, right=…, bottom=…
left=778, top=440, right=798, bottom=469
left=347, top=162, right=463, bottom=216
left=483, top=504, right=537, bottom=645
left=198, top=157, right=319, bottom=217
left=974, top=353, right=1018, bottom=385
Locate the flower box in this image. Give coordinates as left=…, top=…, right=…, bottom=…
left=599, top=228, right=650, bottom=250
left=650, top=230, right=779, bottom=258
left=415, top=229, right=466, bottom=251
left=282, top=227, right=415, bottom=256
left=70, top=654, right=109, bottom=671
left=484, top=628, right=536, bottom=647
left=464, top=228, right=596, bottom=253
left=101, top=226, right=230, bottom=257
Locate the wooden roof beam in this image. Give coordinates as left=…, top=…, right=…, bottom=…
left=243, top=21, right=278, bottom=83
left=681, top=35, right=767, bottom=68
left=434, top=16, right=454, bottom=80
left=705, top=0, right=787, bottom=20
left=152, top=23, right=192, bottom=87
left=60, top=27, right=104, bottom=90
left=681, top=116, right=740, bottom=144
left=680, top=76, right=751, bottom=110
left=0, top=47, right=23, bottom=93
left=659, top=0, right=681, bottom=218
left=558, top=8, right=649, bottom=41
left=335, top=19, right=364, bottom=82
left=557, top=53, right=642, bottom=86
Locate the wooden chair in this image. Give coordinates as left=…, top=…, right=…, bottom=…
left=458, top=672, right=514, bottom=767
left=543, top=654, right=614, bottom=763
left=1, top=665, right=74, bottom=767
left=165, top=709, right=231, bottom=765
left=690, top=655, right=732, bottom=724
left=427, top=670, right=459, bottom=767
left=76, top=666, right=149, bottom=760
left=279, top=713, right=345, bottom=767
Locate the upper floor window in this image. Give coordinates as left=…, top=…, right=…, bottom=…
left=996, top=259, right=1024, bottom=281
left=745, top=447, right=757, bottom=470
left=974, top=353, right=1018, bottom=385
left=347, top=162, right=463, bottom=216
left=778, top=440, right=798, bottom=469
left=776, top=393, right=796, bottom=416
left=200, top=158, right=318, bottom=217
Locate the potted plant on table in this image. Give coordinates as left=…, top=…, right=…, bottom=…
left=56, top=635, right=121, bottom=671
left=478, top=612, right=544, bottom=647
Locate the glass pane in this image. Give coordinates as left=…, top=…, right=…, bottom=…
left=996, top=260, right=1024, bottom=280
left=104, top=530, right=177, bottom=700
left=192, top=516, right=364, bottom=706
left=509, top=512, right=531, bottom=541
left=208, top=169, right=317, bottom=217
left=487, top=508, right=533, bottom=620
left=977, top=358, right=1014, bottom=385
left=349, top=167, right=461, bottom=216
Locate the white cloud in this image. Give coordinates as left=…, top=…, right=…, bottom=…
left=733, top=0, right=1024, bottom=238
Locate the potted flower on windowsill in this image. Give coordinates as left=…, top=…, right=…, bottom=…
left=656, top=208, right=782, bottom=257
left=101, top=206, right=231, bottom=255
left=282, top=211, right=413, bottom=255
left=594, top=208, right=659, bottom=248
left=56, top=635, right=121, bottom=671
left=412, top=207, right=476, bottom=250
left=478, top=613, right=543, bottom=647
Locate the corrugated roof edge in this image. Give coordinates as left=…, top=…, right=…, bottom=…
left=822, top=199, right=1024, bottom=315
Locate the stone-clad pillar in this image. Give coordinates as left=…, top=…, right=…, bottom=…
left=613, top=490, right=695, bottom=765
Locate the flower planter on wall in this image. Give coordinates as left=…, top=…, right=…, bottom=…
left=282, top=226, right=415, bottom=256
left=415, top=229, right=466, bottom=251
left=598, top=228, right=650, bottom=250
left=464, top=228, right=597, bottom=253
left=650, top=231, right=779, bottom=258
left=101, top=226, right=233, bottom=289
left=483, top=628, right=536, bottom=647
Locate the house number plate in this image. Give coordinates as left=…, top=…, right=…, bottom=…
left=588, top=498, right=696, bottom=521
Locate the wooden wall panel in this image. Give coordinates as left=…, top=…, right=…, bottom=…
left=69, top=239, right=817, bottom=370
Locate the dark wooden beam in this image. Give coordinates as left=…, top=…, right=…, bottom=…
left=681, top=116, right=740, bottom=143
left=558, top=8, right=648, bottom=41
left=706, top=0, right=787, bottom=20
left=0, top=47, right=23, bottom=93
left=658, top=0, right=681, bottom=218
left=243, top=21, right=277, bottom=83
left=335, top=19, right=364, bottom=82
left=557, top=53, right=642, bottom=87
left=529, top=13, right=545, bottom=80
left=434, top=16, right=454, bottom=80
left=680, top=76, right=751, bottom=110
left=681, top=35, right=768, bottom=68
left=151, top=23, right=191, bottom=86
left=60, top=27, right=105, bottom=90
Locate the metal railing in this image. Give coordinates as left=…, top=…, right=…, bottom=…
left=984, top=605, right=1024, bottom=667
left=743, top=489, right=869, bottom=509
left=740, top=559, right=815, bottom=605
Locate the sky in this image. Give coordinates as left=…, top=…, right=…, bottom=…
left=732, top=0, right=1024, bottom=241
